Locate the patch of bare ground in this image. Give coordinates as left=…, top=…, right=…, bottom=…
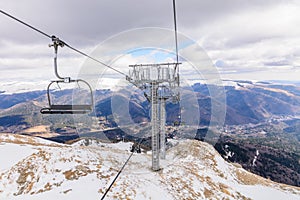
left=63, top=169, right=86, bottom=180
left=111, top=177, right=137, bottom=200
left=14, top=169, right=35, bottom=195
left=219, top=183, right=231, bottom=196
left=204, top=176, right=251, bottom=200
left=7, top=149, right=67, bottom=196
left=65, top=138, right=82, bottom=145
left=235, top=168, right=270, bottom=185
left=184, top=140, right=226, bottom=177
left=235, top=167, right=300, bottom=196
left=278, top=183, right=300, bottom=195
left=63, top=165, right=100, bottom=181
left=23, top=125, right=49, bottom=134
left=36, top=182, right=52, bottom=194
left=166, top=176, right=203, bottom=199
left=203, top=187, right=213, bottom=199
left=0, top=133, right=62, bottom=147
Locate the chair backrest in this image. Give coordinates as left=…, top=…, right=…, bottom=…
left=40, top=79, right=93, bottom=114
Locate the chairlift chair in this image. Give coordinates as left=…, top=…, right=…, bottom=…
left=40, top=79, right=93, bottom=114
left=40, top=36, right=93, bottom=114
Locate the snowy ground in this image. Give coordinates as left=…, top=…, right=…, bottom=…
left=0, top=134, right=299, bottom=200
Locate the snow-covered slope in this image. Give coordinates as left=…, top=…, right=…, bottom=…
left=0, top=134, right=299, bottom=200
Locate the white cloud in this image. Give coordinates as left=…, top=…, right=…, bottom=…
left=0, top=0, right=300, bottom=93
left=191, top=2, right=300, bottom=81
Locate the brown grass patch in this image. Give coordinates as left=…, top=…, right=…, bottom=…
left=204, top=187, right=213, bottom=199
left=219, top=183, right=231, bottom=196
left=63, top=165, right=94, bottom=180
left=236, top=169, right=265, bottom=185
left=44, top=182, right=52, bottom=191
left=0, top=133, right=62, bottom=147
left=63, top=170, right=78, bottom=180
left=23, top=126, right=48, bottom=133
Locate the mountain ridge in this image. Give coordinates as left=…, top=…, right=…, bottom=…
left=1, top=80, right=300, bottom=127
left=0, top=134, right=299, bottom=199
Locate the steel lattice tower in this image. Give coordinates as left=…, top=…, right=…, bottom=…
left=127, top=0, right=180, bottom=171
left=127, top=62, right=180, bottom=171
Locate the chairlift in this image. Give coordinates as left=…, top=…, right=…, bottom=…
left=40, top=36, right=93, bottom=114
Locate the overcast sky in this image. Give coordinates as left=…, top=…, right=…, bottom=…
left=1, top=0, right=300, bottom=93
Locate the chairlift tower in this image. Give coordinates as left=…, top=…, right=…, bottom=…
left=127, top=62, right=180, bottom=171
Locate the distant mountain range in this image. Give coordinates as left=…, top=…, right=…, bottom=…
left=0, top=80, right=300, bottom=129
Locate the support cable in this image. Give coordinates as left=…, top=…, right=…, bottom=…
left=0, top=9, right=128, bottom=78
left=0, top=10, right=52, bottom=39
left=63, top=42, right=128, bottom=77
left=172, top=0, right=179, bottom=72
left=100, top=139, right=143, bottom=200
left=100, top=151, right=133, bottom=200
left=0, top=9, right=150, bottom=105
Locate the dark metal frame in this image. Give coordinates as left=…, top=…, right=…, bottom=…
left=40, top=36, right=93, bottom=114
left=40, top=79, right=93, bottom=114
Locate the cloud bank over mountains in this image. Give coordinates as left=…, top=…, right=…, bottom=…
left=0, top=0, right=300, bottom=93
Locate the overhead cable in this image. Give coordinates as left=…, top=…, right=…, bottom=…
left=0, top=9, right=128, bottom=77
left=172, top=0, right=179, bottom=71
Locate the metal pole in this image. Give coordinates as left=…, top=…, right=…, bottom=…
left=151, top=82, right=160, bottom=171
left=160, top=98, right=166, bottom=159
